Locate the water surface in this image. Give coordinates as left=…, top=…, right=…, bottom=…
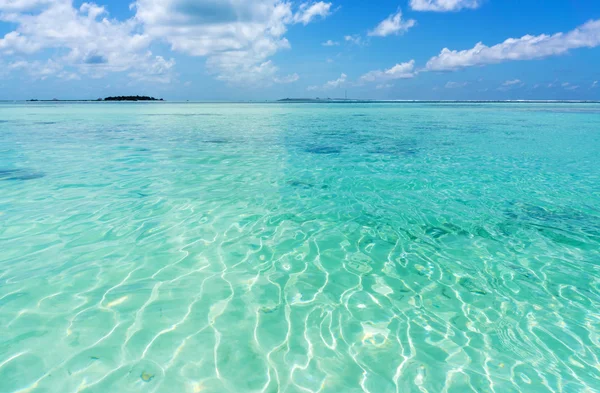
left=1, top=102, right=599, bottom=393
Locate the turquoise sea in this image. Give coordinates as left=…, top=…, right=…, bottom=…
left=1, top=102, right=600, bottom=393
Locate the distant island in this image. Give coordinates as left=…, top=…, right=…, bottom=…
left=104, top=96, right=163, bottom=101
left=277, top=98, right=600, bottom=104
left=27, top=96, right=164, bottom=102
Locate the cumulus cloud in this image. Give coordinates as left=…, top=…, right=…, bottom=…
left=8, top=59, right=62, bottom=80
left=368, top=9, right=415, bottom=37
left=445, top=81, right=468, bottom=88
left=322, top=39, right=339, bottom=46
left=426, top=19, right=600, bottom=71
left=292, top=1, right=332, bottom=25
left=359, top=60, right=415, bottom=83
left=0, top=0, right=54, bottom=12
left=0, top=0, right=173, bottom=82
left=0, top=0, right=331, bottom=85
left=132, top=0, right=333, bottom=84
left=410, top=0, right=481, bottom=12
left=128, top=55, right=176, bottom=83
left=308, top=72, right=346, bottom=90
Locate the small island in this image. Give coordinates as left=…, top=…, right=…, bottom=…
left=104, top=96, right=163, bottom=101
left=26, top=95, right=164, bottom=102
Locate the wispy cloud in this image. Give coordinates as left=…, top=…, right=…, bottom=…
left=445, top=81, right=468, bottom=88
left=322, top=40, right=339, bottom=46
left=293, top=2, right=333, bottom=25
left=502, top=79, right=523, bottom=86
left=592, top=81, right=598, bottom=88
left=368, top=10, right=416, bottom=37
left=498, top=79, right=524, bottom=91
left=562, top=82, right=579, bottom=91
left=410, top=0, right=481, bottom=12
left=344, top=35, right=363, bottom=45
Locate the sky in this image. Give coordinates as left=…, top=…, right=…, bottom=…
left=0, top=0, right=600, bottom=101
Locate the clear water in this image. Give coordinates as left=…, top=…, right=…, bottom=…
left=1, top=102, right=600, bottom=393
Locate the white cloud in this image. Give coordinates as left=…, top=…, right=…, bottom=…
left=0, top=31, right=42, bottom=54
left=0, top=0, right=331, bottom=85
left=498, top=79, right=524, bottom=91
left=8, top=59, right=61, bottom=80
left=502, top=79, right=522, bottom=86
left=410, top=0, right=481, bottom=12
left=368, top=9, right=415, bottom=37
left=292, top=1, right=332, bottom=25
left=592, top=81, right=598, bottom=88
left=0, top=1, right=173, bottom=82
left=562, top=82, right=579, bottom=91
left=273, top=72, right=299, bottom=83
left=128, top=55, right=176, bottom=83
left=344, top=34, right=362, bottom=45
left=426, top=19, right=600, bottom=71
left=308, top=72, right=346, bottom=90
left=322, top=39, right=339, bottom=46
left=132, top=0, right=333, bottom=84
left=0, top=0, right=54, bottom=12
left=324, top=72, right=346, bottom=88
left=359, top=60, right=415, bottom=83
left=376, top=83, right=393, bottom=89
left=445, top=81, right=468, bottom=88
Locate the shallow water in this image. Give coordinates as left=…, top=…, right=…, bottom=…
left=1, top=102, right=600, bottom=393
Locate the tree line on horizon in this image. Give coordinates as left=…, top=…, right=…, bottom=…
left=103, top=96, right=163, bottom=101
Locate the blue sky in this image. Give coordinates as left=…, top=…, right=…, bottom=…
left=1, top=0, right=599, bottom=100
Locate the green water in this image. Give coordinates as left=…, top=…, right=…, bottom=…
left=1, top=102, right=599, bottom=393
